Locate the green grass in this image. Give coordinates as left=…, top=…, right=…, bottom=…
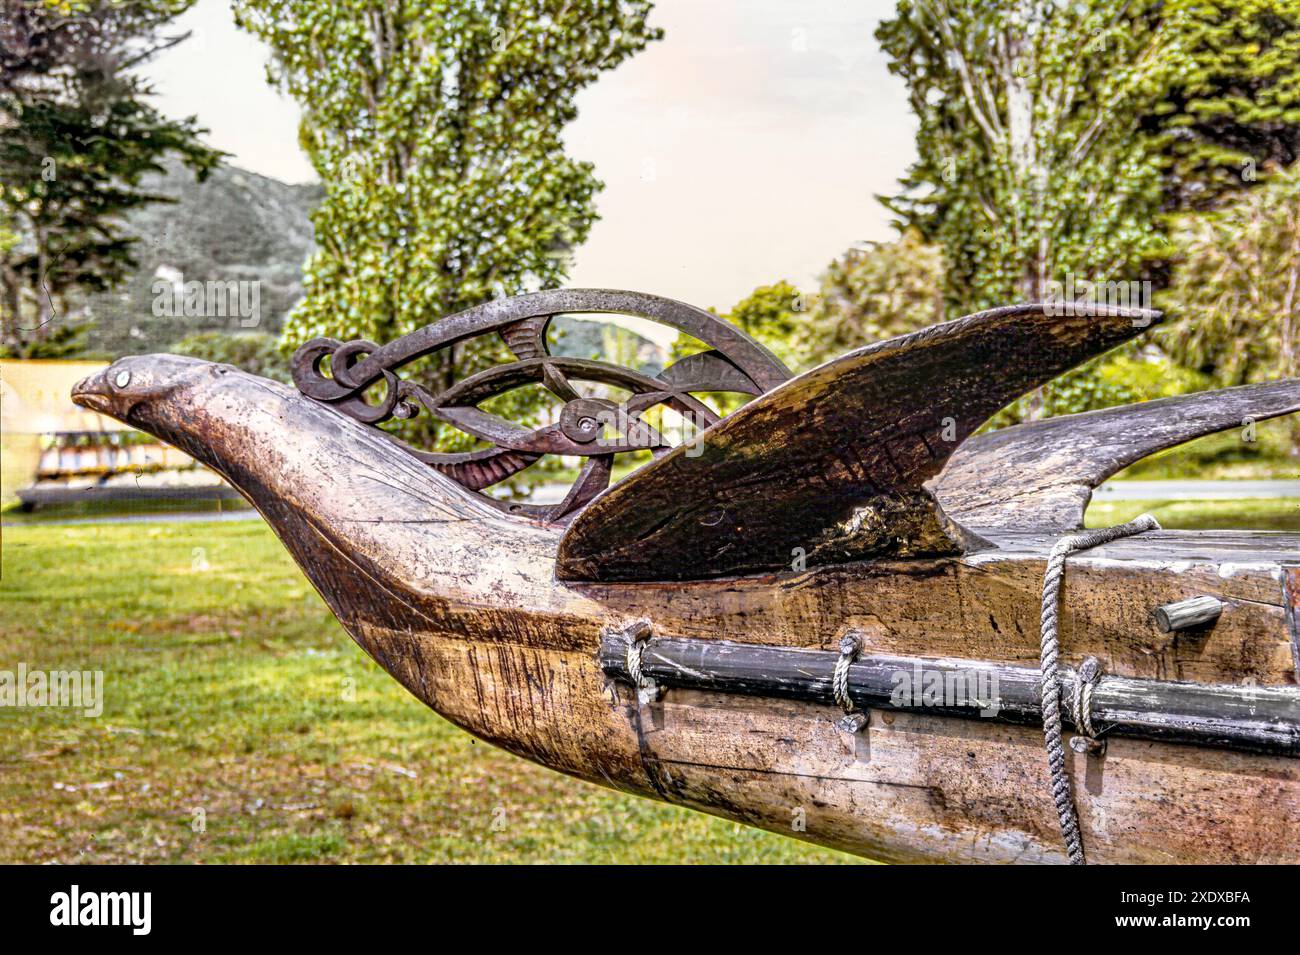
left=1, top=495, right=253, bottom=525
left=1085, top=497, right=1300, bottom=531
left=1113, top=421, right=1299, bottom=481
left=0, top=520, right=851, bottom=864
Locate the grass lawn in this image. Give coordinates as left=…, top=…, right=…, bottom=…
left=1085, top=497, right=1300, bottom=531
left=0, top=518, right=853, bottom=864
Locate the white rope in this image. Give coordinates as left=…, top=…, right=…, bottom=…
left=1040, top=514, right=1159, bottom=865
left=832, top=630, right=871, bottom=734
left=626, top=638, right=647, bottom=688
left=1071, top=656, right=1104, bottom=740
left=833, top=631, right=863, bottom=713
left=605, top=619, right=657, bottom=703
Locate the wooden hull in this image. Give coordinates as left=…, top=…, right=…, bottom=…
left=323, top=530, right=1300, bottom=864
left=72, top=361, right=1300, bottom=864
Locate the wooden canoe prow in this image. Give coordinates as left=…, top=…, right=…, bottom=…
left=70, top=322, right=1300, bottom=864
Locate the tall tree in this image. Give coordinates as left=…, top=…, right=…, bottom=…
left=876, top=0, right=1181, bottom=318
left=1151, top=0, right=1300, bottom=210
left=0, top=0, right=221, bottom=356
left=1161, top=162, right=1300, bottom=398
left=794, top=229, right=945, bottom=369
left=233, top=0, right=661, bottom=435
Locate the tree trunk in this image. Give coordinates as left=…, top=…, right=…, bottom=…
left=33, top=222, right=50, bottom=345
left=0, top=261, right=20, bottom=353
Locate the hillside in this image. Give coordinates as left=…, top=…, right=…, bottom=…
left=72, top=160, right=671, bottom=376
left=82, top=159, right=321, bottom=356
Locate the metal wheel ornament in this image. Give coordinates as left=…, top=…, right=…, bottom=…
left=291, top=289, right=792, bottom=522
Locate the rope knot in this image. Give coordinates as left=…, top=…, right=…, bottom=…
left=606, top=619, right=659, bottom=704
left=833, top=629, right=868, bottom=733
left=1069, top=657, right=1106, bottom=756
left=1039, top=514, right=1159, bottom=865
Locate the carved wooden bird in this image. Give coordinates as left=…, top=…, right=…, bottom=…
left=73, top=290, right=1300, bottom=864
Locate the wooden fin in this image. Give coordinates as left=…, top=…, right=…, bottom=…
left=556, top=302, right=1159, bottom=581
left=935, top=379, right=1300, bottom=532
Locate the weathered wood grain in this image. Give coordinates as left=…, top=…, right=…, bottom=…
left=71, top=356, right=1300, bottom=864
left=558, top=302, right=1159, bottom=582
left=936, top=379, right=1300, bottom=531
left=1154, top=595, right=1225, bottom=633
left=630, top=689, right=1300, bottom=864
left=1288, top=567, right=1300, bottom=679
left=575, top=536, right=1298, bottom=686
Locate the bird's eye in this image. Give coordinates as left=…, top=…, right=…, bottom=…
left=114, top=370, right=131, bottom=388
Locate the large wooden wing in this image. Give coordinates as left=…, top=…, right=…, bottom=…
left=935, top=379, right=1300, bottom=532
left=556, top=302, right=1159, bottom=582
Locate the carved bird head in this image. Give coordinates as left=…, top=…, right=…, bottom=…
left=70, top=352, right=599, bottom=778
left=73, top=355, right=229, bottom=452
left=72, top=353, right=561, bottom=604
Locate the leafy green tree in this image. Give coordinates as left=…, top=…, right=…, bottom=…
left=0, top=0, right=221, bottom=356
left=171, top=330, right=292, bottom=383
left=234, top=0, right=661, bottom=454
left=794, top=229, right=945, bottom=368
left=876, top=0, right=1180, bottom=317
left=1161, top=162, right=1300, bottom=403
left=1153, top=0, right=1300, bottom=210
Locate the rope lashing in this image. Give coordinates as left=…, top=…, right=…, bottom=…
left=606, top=619, right=659, bottom=703
left=833, top=630, right=869, bottom=733
left=833, top=631, right=863, bottom=712
left=1071, top=656, right=1105, bottom=746
left=1039, top=514, right=1160, bottom=865
left=626, top=638, right=645, bottom=687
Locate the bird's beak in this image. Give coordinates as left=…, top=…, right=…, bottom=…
left=71, top=369, right=115, bottom=415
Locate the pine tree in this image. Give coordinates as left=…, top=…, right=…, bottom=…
left=0, top=0, right=221, bottom=356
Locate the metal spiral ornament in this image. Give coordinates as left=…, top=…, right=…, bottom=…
left=291, top=289, right=792, bottom=522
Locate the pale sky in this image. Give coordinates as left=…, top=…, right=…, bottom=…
left=148, top=0, right=915, bottom=326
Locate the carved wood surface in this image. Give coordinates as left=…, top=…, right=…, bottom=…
left=937, top=379, right=1300, bottom=531
left=557, top=303, right=1158, bottom=582
left=1289, top=567, right=1300, bottom=679
left=71, top=356, right=1300, bottom=864
left=629, top=689, right=1300, bottom=864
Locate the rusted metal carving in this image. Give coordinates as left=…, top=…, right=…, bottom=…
left=290, top=289, right=791, bottom=521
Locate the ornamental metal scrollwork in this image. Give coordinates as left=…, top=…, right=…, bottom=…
left=291, top=289, right=792, bottom=522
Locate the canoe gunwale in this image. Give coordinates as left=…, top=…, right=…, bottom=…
left=599, top=634, right=1300, bottom=757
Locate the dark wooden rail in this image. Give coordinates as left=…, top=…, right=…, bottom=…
left=599, top=634, right=1300, bottom=756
